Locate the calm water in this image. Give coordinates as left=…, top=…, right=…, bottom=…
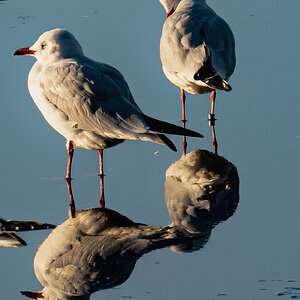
left=0, top=0, right=300, bottom=299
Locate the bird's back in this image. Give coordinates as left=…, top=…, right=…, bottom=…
left=160, top=0, right=236, bottom=94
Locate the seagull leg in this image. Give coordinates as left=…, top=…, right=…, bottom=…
left=98, top=149, right=105, bottom=208
left=65, top=141, right=76, bottom=218
left=66, top=141, right=74, bottom=181
left=180, top=88, right=187, bottom=156
left=208, top=90, right=218, bottom=155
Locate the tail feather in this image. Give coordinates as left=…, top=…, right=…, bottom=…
left=157, top=134, right=177, bottom=152
left=141, top=113, right=204, bottom=138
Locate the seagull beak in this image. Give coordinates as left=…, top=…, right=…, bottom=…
left=13, top=47, right=36, bottom=56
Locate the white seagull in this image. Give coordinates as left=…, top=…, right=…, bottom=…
left=14, top=28, right=203, bottom=208
left=159, top=0, right=236, bottom=153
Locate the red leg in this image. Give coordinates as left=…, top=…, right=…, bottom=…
left=180, top=88, right=187, bottom=156
left=65, top=141, right=74, bottom=181
left=98, top=149, right=105, bottom=208
left=210, top=90, right=216, bottom=116
left=65, top=141, right=76, bottom=218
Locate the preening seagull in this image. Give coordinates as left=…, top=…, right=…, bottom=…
left=159, top=0, right=236, bottom=153
left=14, top=28, right=203, bottom=208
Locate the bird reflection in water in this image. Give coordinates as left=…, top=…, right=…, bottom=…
left=165, top=149, right=239, bottom=252
left=21, top=208, right=199, bottom=300
left=21, top=149, right=239, bottom=299
left=0, top=217, right=55, bottom=248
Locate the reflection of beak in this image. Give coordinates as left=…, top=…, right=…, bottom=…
left=20, top=291, right=44, bottom=299
left=13, top=47, right=36, bottom=56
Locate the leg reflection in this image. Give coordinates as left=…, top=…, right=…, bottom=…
left=98, top=149, right=105, bottom=208
left=65, top=178, right=76, bottom=218
left=208, top=90, right=218, bottom=155
left=180, top=88, right=187, bottom=156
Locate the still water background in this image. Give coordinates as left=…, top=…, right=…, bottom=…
left=0, top=0, right=299, bottom=299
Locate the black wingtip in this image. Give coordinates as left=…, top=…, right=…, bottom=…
left=157, top=134, right=177, bottom=152
left=141, top=113, right=204, bottom=139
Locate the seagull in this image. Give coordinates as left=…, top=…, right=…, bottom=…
left=159, top=0, right=236, bottom=154
left=14, top=28, right=203, bottom=208
left=0, top=217, right=55, bottom=248
left=21, top=208, right=199, bottom=299
left=164, top=149, right=239, bottom=252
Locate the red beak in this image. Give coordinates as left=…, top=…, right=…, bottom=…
left=13, top=47, right=36, bottom=56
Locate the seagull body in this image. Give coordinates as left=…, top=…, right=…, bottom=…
left=15, top=28, right=203, bottom=152
left=14, top=28, right=203, bottom=207
left=160, top=0, right=236, bottom=95
left=21, top=208, right=197, bottom=299
left=159, top=0, right=236, bottom=153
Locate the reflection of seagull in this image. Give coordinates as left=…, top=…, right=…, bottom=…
left=159, top=0, right=236, bottom=152
left=165, top=150, right=239, bottom=252
left=21, top=208, right=198, bottom=300
left=0, top=217, right=55, bottom=248
left=14, top=28, right=203, bottom=208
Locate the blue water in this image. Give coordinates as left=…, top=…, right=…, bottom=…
left=0, top=0, right=299, bottom=299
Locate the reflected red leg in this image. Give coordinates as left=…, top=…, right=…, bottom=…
left=209, top=90, right=218, bottom=154
left=98, top=149, right=105, bottom=208
left=180, top=88, right=187, bottom=156
left=66, top=178, right=76, bottom=218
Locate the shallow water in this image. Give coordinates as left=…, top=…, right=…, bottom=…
left=0, top=0, right=300, bottom=299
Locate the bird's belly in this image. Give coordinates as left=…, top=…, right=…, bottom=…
left=31, top=95, right=123, bottom=150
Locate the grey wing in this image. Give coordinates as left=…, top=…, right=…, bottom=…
left=181, top=13, right=236, bottom=80
left=201, top=15, right=236, bottom=79
left=41, top=62, right=149, bottom=139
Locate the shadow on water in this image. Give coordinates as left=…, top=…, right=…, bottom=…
left=20, top=149, right=239, bottom=299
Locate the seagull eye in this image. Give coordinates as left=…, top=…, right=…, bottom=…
left=41, top=42, right=47, bottom=50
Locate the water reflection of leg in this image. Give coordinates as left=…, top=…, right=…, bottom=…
left=65, top=178, right=76, bottom=218
left=180, top=88, right=187, bottom=156
left=208, top=90, right=218, bottom=155
left=98, top=149, right=105, bottom=208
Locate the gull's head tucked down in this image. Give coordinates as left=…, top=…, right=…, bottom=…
left=14, top=28, right=84, bottom=62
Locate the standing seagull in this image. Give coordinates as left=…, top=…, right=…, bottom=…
left=159, top=0, right=236, bottom=154
left=14, top=28, right=203, bottom=209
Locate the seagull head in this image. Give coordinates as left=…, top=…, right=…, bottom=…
left=159, top=0, right=181, bottom=17
left=13, top=28, right=84, bottom=63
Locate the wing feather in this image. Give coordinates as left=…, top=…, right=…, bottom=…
left=40, top=61, right=149, bottom=140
